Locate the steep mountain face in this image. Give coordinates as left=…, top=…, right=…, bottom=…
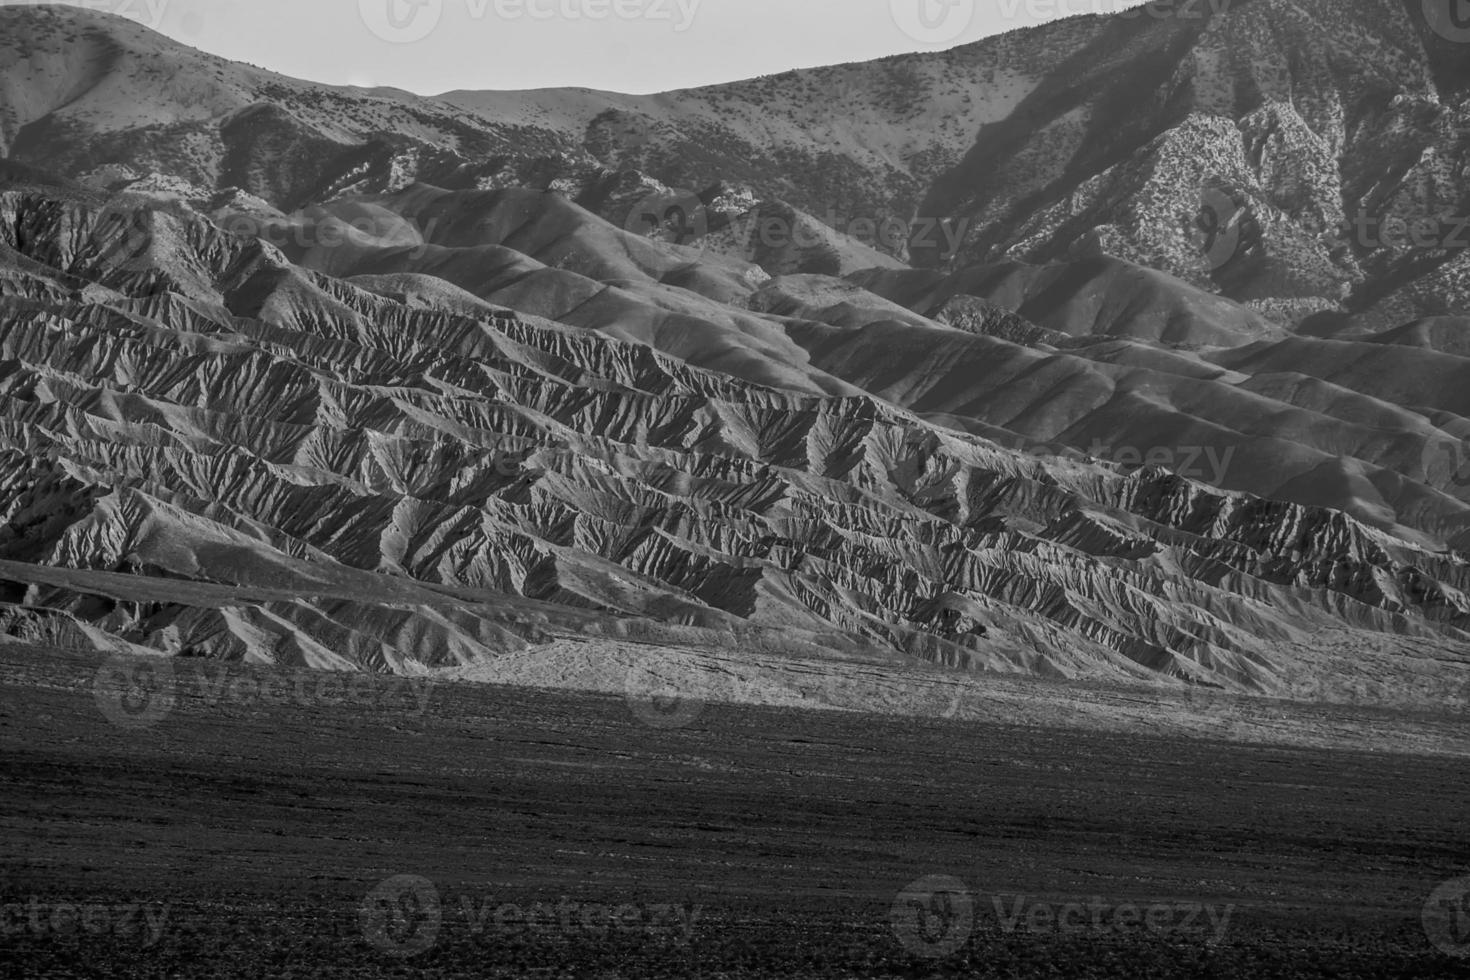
left=436, top=30, right=1089, bottom=254
left=0, top=9, right=532, bottom=200
left=914, top=0, right=1470, bottom=329
left=0, top=179, right=1468, bottom=697
left=0, top=3, right=987, bottom=261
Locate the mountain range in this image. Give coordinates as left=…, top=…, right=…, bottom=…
left=1, top=0, right=1469, bottom=706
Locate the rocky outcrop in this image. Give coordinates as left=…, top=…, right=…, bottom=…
left=914, top=0, right=1470, bottom=327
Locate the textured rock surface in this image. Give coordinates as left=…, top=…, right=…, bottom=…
left=7, top=2, right=1469, bottom=326
left=912, top=0, right=1470, bottom=329
left=0, top=183, right=1467, bottom=697
left=2, top=2, right=1470, bottom=707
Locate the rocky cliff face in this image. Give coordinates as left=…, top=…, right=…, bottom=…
left=0, top=183, right=1466, bottom=694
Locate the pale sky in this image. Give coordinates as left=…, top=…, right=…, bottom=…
left=23, top=0, right=1153, bottom=94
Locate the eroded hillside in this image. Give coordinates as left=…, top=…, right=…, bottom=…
left=0, top=181, right=1467, bottom=698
